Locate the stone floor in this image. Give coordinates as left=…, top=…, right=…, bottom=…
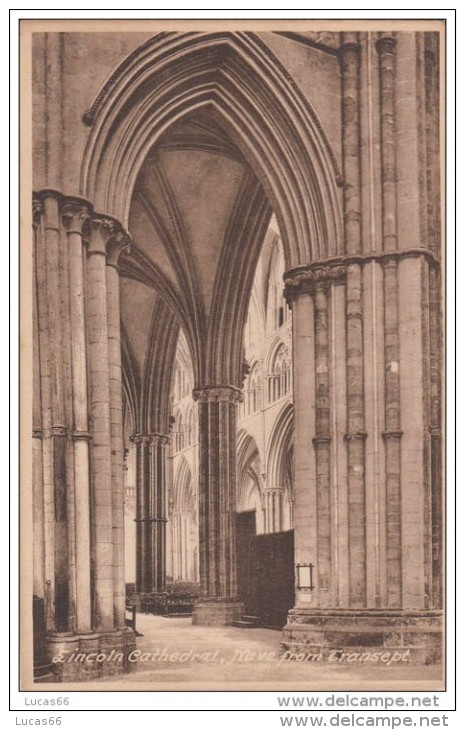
left=91, top=614, right=444, bottom=690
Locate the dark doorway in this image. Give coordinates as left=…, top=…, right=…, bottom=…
left=235, top=510, right=257, bottom=612
left=236, top=514, right=295, bottom=629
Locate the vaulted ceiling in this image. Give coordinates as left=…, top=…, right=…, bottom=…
left=120, top=107, right=272, bottom=396
left=130, top=111, right=247, bottom=320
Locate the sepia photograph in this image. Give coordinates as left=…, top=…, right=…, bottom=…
left=19, top=16, right=445, bottom=693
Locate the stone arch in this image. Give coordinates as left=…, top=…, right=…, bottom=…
left=80, top=32, right=342, bottom=269
left=121, top=324, right=141, bottom=434
left=79, top=29, right=344, bottom=622
left=266, top=338, right=292, bottom=403
left=243, top=274, right=266, bottom=356
left=237, top=429, right=262, bottom=506
left=236, top=429, right=263, bottom=534
left=267, top=401, right=294, bottom=490
left=269, top=340, right=290, bottom=373
left=143, top=297, right=180, bottom=436
left=173, top=456, right=196, bottom=513
left=170, top=455, right=198, bottom=583
left=265, top=235, right=289, bottom=331
left=266, top=336, right=288, bottom=371
left=239, top=359, right=262, bottom=419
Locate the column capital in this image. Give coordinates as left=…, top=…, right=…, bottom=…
left=192, top=385, right=243, bottom=404
left=33, top=189, right=63, bottom=232
left=35, top=188, right=63, bottom=203
left=130, top=433, right=151, bottom=445
left=284, top=263, right=346, bottom=301
left=284, top=248, right=440, bottom=303
left=148, top=432, right=170, bottom=447
left=85, top=214, right=131, bottom=261
left=338, top=31, right=360, bottom=55
left=131, top=432, right=170, bottom=446
left=107, top=229, right=132, bottom=269
left=263, top=485, right=285, bottom=494
left=32, top=194, right=44, bottom=228
left=375, top=32, right=397, bottom=55
left=62, top=196, right=93, bottom=234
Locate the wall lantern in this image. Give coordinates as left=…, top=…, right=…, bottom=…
left=295, top=562, right=314, bottom=591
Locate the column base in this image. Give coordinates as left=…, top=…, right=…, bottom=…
left=124, top=627, right=138, bottom=674
left=281, top=609, right=443, bottom=665
left=43, top=628, right=138, bottom=682
left=98, top=629, right=127, bottom=678
left=192, top=598, right=245, bottom=626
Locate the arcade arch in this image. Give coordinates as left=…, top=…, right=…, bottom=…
left=30, top=29, right=442, bottom=678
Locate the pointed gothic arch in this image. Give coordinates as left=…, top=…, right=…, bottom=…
left=121, top=323, right=141, bottom=434
left=173, top=456, right=196, bottom=514
left=143, top=297, right=180, bottom=436
left=169, top=455, right=198, bottom=583
left=80, top=32, right=342, bottom=269
left=236, top=429, right=262, bottom=505
left=266, top=236, right=289, bottom=331
left=266, top=338, right=291, bottom=403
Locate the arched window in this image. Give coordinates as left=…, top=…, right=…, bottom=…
left=267, top=343, right=291, bottom=403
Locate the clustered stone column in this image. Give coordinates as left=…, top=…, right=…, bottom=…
left=44, top=192, right=70, bottom=636
left=31, top=190, right=136, bottom=680
left=148, top=434, right=168, bottom=593
left=133, top=434, right=150, bottom=594
left=263, top=487, right=285, bottom=534
left=32, top=198, right=48, bottom=673
left=281, top=31, right=442, bottom=663
left=376, top=32, right=403, bottom=608
left=313, top=282, right=332, bottom=605
left=340, top=32, right=368, bottom=609
left=192, top=386, right=245, bottom=625
left=133, top=433, right=168, bottom=596
left=86, top=217, right=118, bottom=638
left=283, top=265, right=346, bottom=613
left=106, top=233, right=131, bottom=628
left=62, top=199, right=93, bottom=636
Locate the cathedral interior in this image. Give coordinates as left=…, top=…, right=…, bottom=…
left=28, top=28, right=443, bottom=684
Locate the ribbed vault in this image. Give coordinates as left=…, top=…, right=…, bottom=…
left=81, top=32, right=342, bottom=265
left=126, top=112, right=271, bottom=386
left=81, top=31, right=342, bottom=388
left=120, top=279, right=179, bottom=435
